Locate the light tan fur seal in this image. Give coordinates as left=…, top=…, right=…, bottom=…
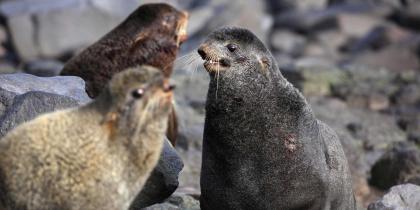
left=0, top=66, right=174, bottom=210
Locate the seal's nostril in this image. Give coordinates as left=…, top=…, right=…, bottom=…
left=163, top=81, right=176, bottom=92
left=197, top=48, right=207, bottom=59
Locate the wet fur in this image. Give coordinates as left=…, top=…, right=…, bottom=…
left=200, top=27, right=356, bottom=210
left=60, top=3, right=186, bottom=145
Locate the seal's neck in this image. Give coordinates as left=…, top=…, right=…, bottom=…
left=206, top=69, right=308, bottom=116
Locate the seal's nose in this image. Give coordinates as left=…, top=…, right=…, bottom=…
left=163, top=80, right=176, bottom=92
left=197, top=47, right=207, bottom=60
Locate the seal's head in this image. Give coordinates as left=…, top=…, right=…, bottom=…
left=197, top=27, right=283, bottom=105
left=102, top=66, right=174, bottom=135
left=197, top=27, right=276, bottom=79
left=127, top=3, right=188, bottom=46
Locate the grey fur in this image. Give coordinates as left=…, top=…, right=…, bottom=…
left=199, top=27, right=356, bottom=210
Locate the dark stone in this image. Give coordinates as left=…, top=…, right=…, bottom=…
left=269, top=30, right=307, bottom=57
left=129, top=139, right=184, bottom=209
left=0, top=91, right=79, bottom=138
left=329, top=0, right=403, bottom=8
left=330, top=65, right=398, bottom=109
left=369, top=141, right=420, bottom=190
left=392, top=83, right=420, bottom=106
left=273, top=9, right=339, bottom=34
left=340, top=26, right=390, bottom=54
left=142, top=193, right=200, bottom=210
left=368, top=184, right=420, bottom=210
left=389, top=3, right=420, bottom=31
left=346, top=122, right=363, bottom=138
left=24, top=59, right=64, bottom=77
left=0, top=87, right=16, bottom=118
left=408, top=131, right=420, bottom=145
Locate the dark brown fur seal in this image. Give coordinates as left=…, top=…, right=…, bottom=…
left=198, top=27, right=356, bottom=210
left=0, top=66, right=174, bottom=210
left=60, top=3, right=188, bottom=145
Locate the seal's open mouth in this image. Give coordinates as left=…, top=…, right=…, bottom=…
left=198, top=47, right=230, bottom=72
left=204, top=58, right=230, bottom=69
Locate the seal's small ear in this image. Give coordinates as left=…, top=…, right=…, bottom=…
left=257, top=56, right=270, bottom=76
left=259, top=57, right=270, bottom=70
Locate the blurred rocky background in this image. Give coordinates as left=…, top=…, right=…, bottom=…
left=0, top=0, right=419, bottom=209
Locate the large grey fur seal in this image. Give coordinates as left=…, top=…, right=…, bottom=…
left=198, top=27, right=356, bottom=210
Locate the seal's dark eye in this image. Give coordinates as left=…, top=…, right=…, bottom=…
left=226, top=44, right=237, bottom=52
left=131, top=89, right=144, bottom=99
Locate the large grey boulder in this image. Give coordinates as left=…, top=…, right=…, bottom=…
left=0, top=0, right=141, bottom=60
left=142, top=193, right=200, bottom=210
left=368, top=184, right=420, bottom=210
left=0, top=87, right=16, bottom=117
left=0, top=91, right=79, bottom=138
left=370, top=141, right=420, bottom=190
left=0, top=73, right=90, bottom=103
left=130, top=139, right=184, bottom=209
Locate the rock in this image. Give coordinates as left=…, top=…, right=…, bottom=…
left=6, top=13, right=39, bottom=60
left=331, top=65, right=398, bottom=110
left=176, top=124, right=204, bottom=151
left=283, top=66, right=345, bottom=96
left=129, top=139, right=184, bottom=209
left=273, top=9, right=339, bottom=34
left=266, top=0, right=328, bottom=13
left=270, top=30, right=307, bottom=57
left=338, top=13, right=383, bottom=37
left=329, top=0, right=404, bottom=8
left=352, top=45, right=420, bottom=72
left=312, top=30, right=348, bottom=59
left=186, top=6, right=214, bottom=36
left=309, top=96, right=406, bottom=205
left=0, top=62, right=18, bottom=74
left=0, top=0, right=141, bottom=60
left=408, top=131, right=420, bottom=145
left=390, top=72, right=420, bottom=134
left=392, top=83, right=420, bottom=107
left=0, top=87, right=17, bottom=117
left=0, top=24, right=7, bottom=44
left=370, top=141, right=420, bottom=190
left=35, top=4, right=121, bottom=58
left=0, top=91, right=79, bottom=138
left=368, top=184, right=420, bottom=210
left=143, top=193, right=200, bottom=210
left=340, top=26, right=390, bottom=54
left=24, top=59, right=64, bottom=77
left=389, top=2, right=420, bottom=31
left=169, top=64, right=208, bottom=192
left=0, top=73, right=90, bottom=103
left=183, top=0, right=271, bottom=52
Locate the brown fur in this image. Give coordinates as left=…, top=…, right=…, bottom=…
left=60, top=3, right=188, bottom=145
left=0, top=66, right=173, bottom=210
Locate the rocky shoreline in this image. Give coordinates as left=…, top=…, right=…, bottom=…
left=0, top=0, right=419, bottom=209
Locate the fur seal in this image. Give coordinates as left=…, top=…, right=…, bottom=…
left=0, top=66, right=174, bottom=210
left=198, top=27, right=356, bottom=210
left=60, top=3, right=188, bottom=144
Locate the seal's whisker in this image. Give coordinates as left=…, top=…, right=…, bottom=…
left=174, top=52, right=195, bottom=67
left=175, top=51, right=202, bottom=74
left=175, top=51, right=195, bottom=62
left=215, top=55, right=220, bottom=100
